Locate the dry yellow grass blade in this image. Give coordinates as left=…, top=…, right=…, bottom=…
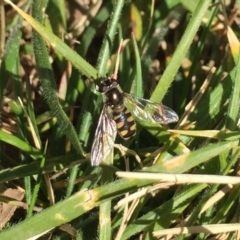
left=153, top=223, right=240, bottom=237
left=116, top=172, right=240, bottom=185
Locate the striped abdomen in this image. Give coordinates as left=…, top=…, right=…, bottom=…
left=113, top=107, right=136, bottom=140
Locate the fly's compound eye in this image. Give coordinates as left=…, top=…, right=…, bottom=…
left=96, top=84, right=107, bottom=93
left=101, top=85, right=108, bottom=93
left=98, top=82, right=108, bottom=93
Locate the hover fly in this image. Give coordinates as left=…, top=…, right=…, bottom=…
left=90, top=77, right=179, bottom=166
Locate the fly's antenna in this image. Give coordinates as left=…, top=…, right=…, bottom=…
left=113, top=39, right=124, bottom=81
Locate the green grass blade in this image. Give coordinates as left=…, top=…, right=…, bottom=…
left=150, top=0, right=212, bottom=103
left=5, top=0, right=97, bottom=79
left=225, top=27, right=240, bottom=130
left=0, top=130, right=43, bottom=159
left=131, top=33, right=143, bottom=98
left=32, top=1, right=85, bottom=156
left=0, top=156, right=84, bottom=184
left=0, top=140, right=237, bottom=239
left=96, top=0, right=125, bottom=76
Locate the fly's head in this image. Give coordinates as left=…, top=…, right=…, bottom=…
left=96, top=77, right=119, bottom=94
left=96, top=77, right=124, bottom=108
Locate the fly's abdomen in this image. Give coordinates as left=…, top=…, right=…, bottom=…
left=113, top=107, right=136, bottom=140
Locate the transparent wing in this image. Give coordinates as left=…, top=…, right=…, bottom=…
left=90, top=106, right=117, bottom=166
left=124, top=93, right=179, bottom=124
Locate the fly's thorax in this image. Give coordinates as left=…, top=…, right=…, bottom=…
left=104, top=87, right=124, bottom=108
